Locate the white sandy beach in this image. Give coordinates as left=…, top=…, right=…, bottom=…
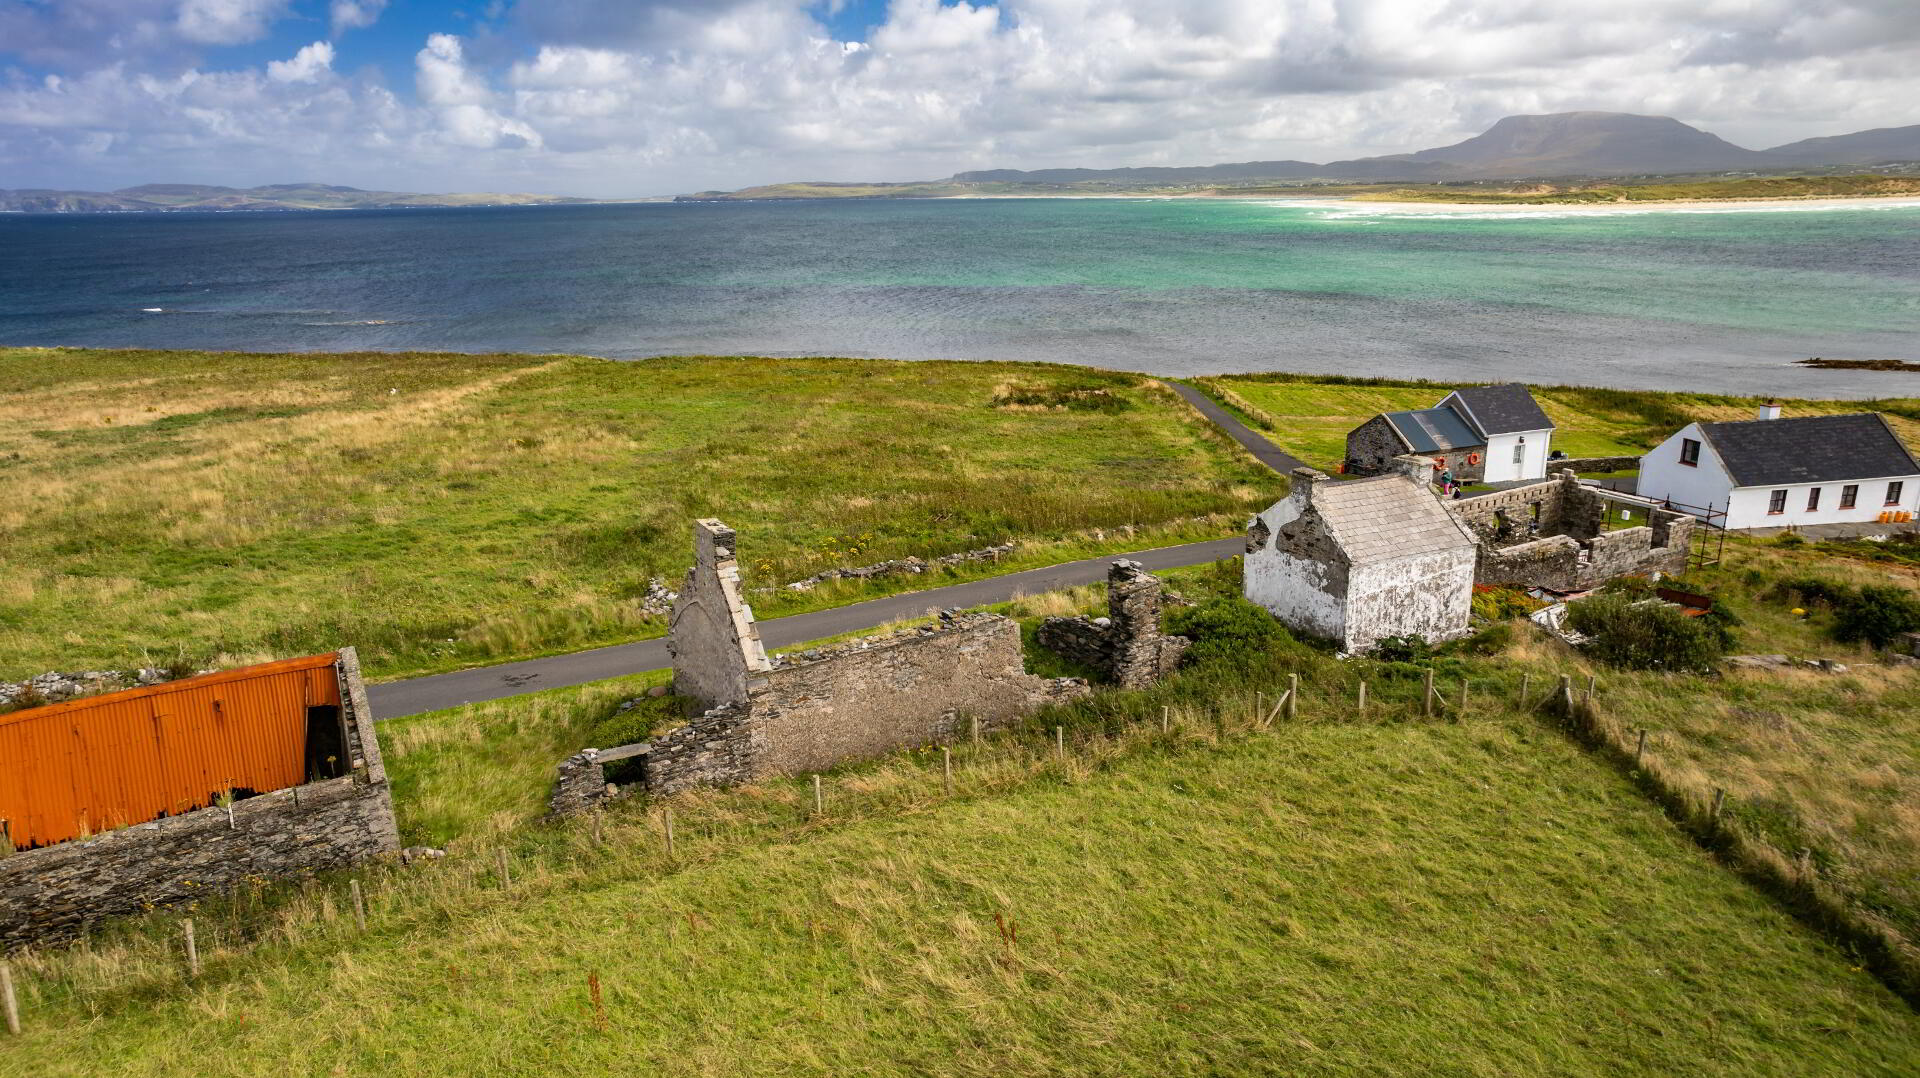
left=1264, top=195, right=1920, bottom=217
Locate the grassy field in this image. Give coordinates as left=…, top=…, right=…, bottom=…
left=0, top=349, right=1272, bottom=681
left=9, top=708, right=1917, bottom=1075
left=1197, top=374, right=1920, bottom=474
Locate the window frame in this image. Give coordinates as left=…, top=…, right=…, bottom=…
left=1889, top=481, right=1908, bottom=507
left=1767, top=489, right=1788, bottom=515
left=1841, top=484, right=1858, bottom=509
left=1679, top=438, right=1700, bottom=467
left=1806, top=488, right=1821, bottom=512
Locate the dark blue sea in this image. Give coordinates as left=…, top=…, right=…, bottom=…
left=3, top=197, right=1918, bottom=396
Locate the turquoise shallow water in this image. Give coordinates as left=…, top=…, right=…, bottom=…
left=2, top=197, right=1915, bottom=395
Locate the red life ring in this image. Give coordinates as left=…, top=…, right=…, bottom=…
left=1467, top=453, right=1481, bottom=465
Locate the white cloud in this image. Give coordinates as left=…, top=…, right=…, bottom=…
left=176, top=0, right=289, bottom=46
left=329, top=0, right=389, bottom=37
left=267, top=42, right=334, bottom=84
left=1, top=0, right=1917, bottom=195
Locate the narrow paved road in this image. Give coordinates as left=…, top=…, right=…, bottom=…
left=369, top=537, right=1246, bottom=720
left=1165, top=381, right=1307, bottom=474
left=369, top=381, right=1299, bottom=721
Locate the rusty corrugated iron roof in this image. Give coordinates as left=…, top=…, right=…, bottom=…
left=0, top=653, right=340, bottom=850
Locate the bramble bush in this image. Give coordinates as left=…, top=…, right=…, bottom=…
left=1566, top=593, right=1728, bottom=672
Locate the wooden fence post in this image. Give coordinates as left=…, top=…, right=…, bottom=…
left=1519, top=674, right=1531, bottom=708
left=349, top=880, right=367, bottom=933
left=183, top=918, right=199, bottom=979
left=1423, top=668, right=1437, bottom=717
left=970, top=715, right=981, bottom=746
left=1585, top=674, right=1598, bottom=706
left=942, top=747, right=953, bottom=796
left=1054, top=726, right=1066, bottom=762
left=0, top=961, right=18, bottom=1036
left=1255, top=691, right=1263, bottom=725
left=1710, top=787, right=1726, bottom=832
left=494, top=850, right=511, bottom=888
left=1457, top=680, right=1469, bottom=720
left=1356, top=680, right=1367, bottom=714
left=1558, top=675, right=1574, bottom=715
left=812, top=774, right=824, bottom=815
left=589, top=971, right=608, bottom=1033
left=1160, top=706, right=1170, bottom=733
left=590, top=810, right=604, bottom=845
left=1634, top=728, right=1647, bottom=764
left=1286, top=674, right=1299, bottom=720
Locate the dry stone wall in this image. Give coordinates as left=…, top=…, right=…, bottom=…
left=1455, top=472, right=1694, bottom=591
left=0, top=773, right=398, bottom=950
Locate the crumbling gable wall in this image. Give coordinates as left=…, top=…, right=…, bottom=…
left=1345, top=415, right=1410, bottom=477
left=1036, top=561, right=1191, bottom=688
left=667, top=520, right=772, bottom=708
left=640, top=521, right=1089, bottom=797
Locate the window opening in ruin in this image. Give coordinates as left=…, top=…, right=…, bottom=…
left=1679, top=438, right=1700, bottom=467
left=303, top=704, right=348, bottom=781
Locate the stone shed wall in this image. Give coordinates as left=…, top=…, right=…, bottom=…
left=1345, top=415, right=1411, bottom=477
left=0, top=772, right=398, bottom=950
left=1458, top=473, right=1694, bottom=591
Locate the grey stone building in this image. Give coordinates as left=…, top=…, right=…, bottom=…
left=1345, top=384, right=1556, bottom=485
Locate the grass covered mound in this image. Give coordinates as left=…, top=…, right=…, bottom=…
left=1198, top=374, right=1920, bottom=474
left=0, top=349, right=1271, bottom=680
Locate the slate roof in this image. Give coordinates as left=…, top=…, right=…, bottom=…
left=1384, top=406, right=1483, bottom=453
left=1447, top=384, right=1554, bottom=437
left=1699, top=413, right=1920, bottom=487
left=1309, top=476, right=1477, bottom=563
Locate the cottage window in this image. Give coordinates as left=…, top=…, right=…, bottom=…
left=1768, top=490, right=1787, bottom=515
left=1890, top=481, right=1908, bottom=507
left=1806, top=488, right=1821, bottom=512
left=1679, top=438, right=1700, bottom=467
left=1841, top=484, right=1859, bottom=508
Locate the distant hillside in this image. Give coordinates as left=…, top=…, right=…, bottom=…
left=693, top=112, right=1920, bottom=200
left=1766, top=123, right=1920, bottom=164
left=0, top=182, right=600, bottom=214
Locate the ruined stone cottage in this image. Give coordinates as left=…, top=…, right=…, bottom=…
left=1449, top=470, right=1695, bottom=592
left=1245, top=467, right=1479, bottom=652
left=641, top=520, right=1089, bottom=795
left=1, top=649, right=399, bottom=950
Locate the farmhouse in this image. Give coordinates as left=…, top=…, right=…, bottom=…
left=1245, top=466, right=1479, bottom=652
left=0, top=650, right=399, bottom=949
left=1637, top=405, right=1920, bottom=531
left=1345, top=383, right=1555, bottom=485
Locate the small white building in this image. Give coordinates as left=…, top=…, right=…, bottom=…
left=1245, top=467, right=1479, bottom=653
left=1345, top=383, right=1556, bottom=485
left=1637, top=406, right=1920, bottom=531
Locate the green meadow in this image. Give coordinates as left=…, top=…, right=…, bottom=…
left=0, top=349, right=1270, bottom=681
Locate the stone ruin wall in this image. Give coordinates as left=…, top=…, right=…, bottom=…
left=557, top=519, right=1094, bottom=806
left=1036, top=560, right=1190, bottom=688
left=1451, top=472, right=1694, bottom=592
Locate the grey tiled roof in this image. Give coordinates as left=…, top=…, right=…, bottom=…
left=1311, top=476, right=1477, bottom=563
left=1700, top=413, right=1920, bottom=487
left=1385, top=406, right=1483, bottom=453
left=1448, top=384, right=1554, bottom=436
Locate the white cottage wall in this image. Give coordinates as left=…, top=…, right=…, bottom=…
left=1345, top=548, right=1477, bottom=651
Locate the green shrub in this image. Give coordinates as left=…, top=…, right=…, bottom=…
left=1831, top=585, right=1920, bottom=649
left=1165, top=596, right=1308, bottom=668
left=1773, top=532, right=1807, bottom=548
left=1371, top=634, right=1436, bottom=664
left=1452, top=623, right=1515, bottom=656
left=1565, top=594, right=1728, bottom=672
left=1471, top=586, right=1544, bottom=621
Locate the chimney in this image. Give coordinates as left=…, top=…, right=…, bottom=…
left=1290, top=467, right=1327, bottom=501
left=1757, top=401, right=1782, bottom=421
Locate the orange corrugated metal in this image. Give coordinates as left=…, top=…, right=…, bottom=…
left=0, top=653, right=340, bottom=850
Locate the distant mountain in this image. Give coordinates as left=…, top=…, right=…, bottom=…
left=1765, top=124, right=1920, bottom=165
left=927, top=112, right=1920, bottom=191
left=0, top=182, right=601, bottom=214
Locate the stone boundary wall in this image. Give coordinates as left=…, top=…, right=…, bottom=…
left=0, top=773, right=398, bottom=950
left=1036, top=561, right=1190, bottom=688
left=1555, top=455, right=1640, bottom=474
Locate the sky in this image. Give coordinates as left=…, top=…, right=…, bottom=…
left=1, top=0, right=1917, bottom=198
